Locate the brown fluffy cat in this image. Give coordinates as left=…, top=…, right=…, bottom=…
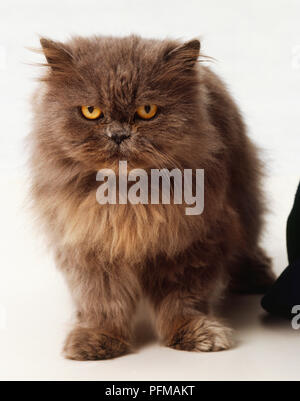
left=29, top=35, right=275, bottom=360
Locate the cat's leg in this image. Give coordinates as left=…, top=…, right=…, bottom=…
left=223, top=129, right=276, bottom=293
left=62, top=261, right=141, bottom=361
left=229, top=248, right=275, bottom=294
left=144, top=264, right=233, bottom=353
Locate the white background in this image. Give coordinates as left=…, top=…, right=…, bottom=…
left=0, top=0, right=299, bottom=381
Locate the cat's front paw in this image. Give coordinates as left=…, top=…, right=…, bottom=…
left=63, top=327, right=131, bottom=361
left=166, top=317, right=234, bottom=353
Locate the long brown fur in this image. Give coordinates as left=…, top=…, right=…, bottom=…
left=28, top=35, right=275, bottom=360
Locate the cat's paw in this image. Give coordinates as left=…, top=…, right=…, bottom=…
left=63, top=327, right=131, bottom=361
left=166, top=317, right=234, bottom=353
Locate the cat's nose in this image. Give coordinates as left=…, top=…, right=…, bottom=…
left=109, top=132, right=131, bottom=145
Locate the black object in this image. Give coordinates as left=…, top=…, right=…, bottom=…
left=262, top=182, right=300, bottom=319
left=287, top=183, right=300, bottom=264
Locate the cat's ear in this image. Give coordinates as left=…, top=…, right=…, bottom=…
left=164, top=39, right=201, bottom=69
left=40, top=38, right=73, bottom=73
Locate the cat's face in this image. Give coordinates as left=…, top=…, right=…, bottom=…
left=38, top=36, right=203, bottom=171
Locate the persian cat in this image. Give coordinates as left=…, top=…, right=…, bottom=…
left=29, top=35, right=275, bottom=360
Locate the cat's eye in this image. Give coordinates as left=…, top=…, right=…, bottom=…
left=136, top=105, right=158, bottom=120
left=81, top=106, right=103, bottom=120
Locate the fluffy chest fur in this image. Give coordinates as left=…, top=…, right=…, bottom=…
left=36, top=184, right=206, bottom=264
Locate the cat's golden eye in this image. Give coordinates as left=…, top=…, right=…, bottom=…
left=136, top=104, right=158, bottom=120
left=81, top=106, right=103, bottom=120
